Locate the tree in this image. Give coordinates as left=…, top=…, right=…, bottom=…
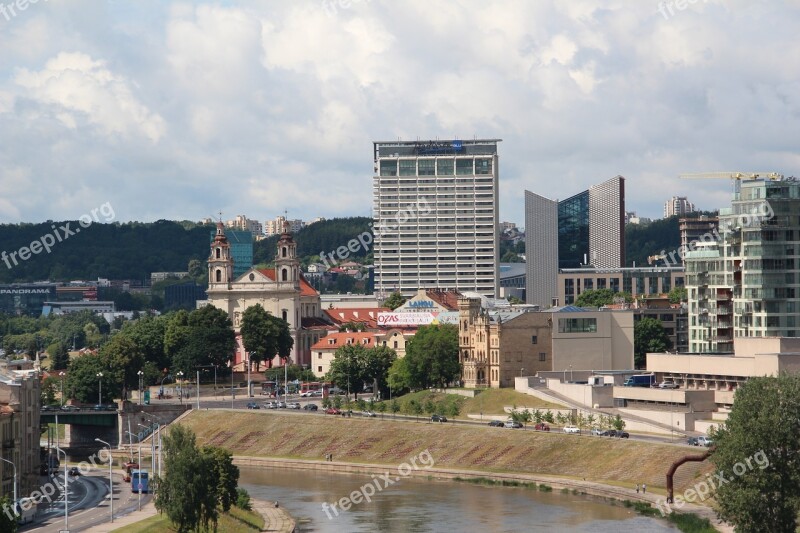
left=41, top=376, right=58, bottom=406
left=403, top=324, right=460, bottom=389
left=382, top=291, right=406, bottom=310
left=612, top=414, right=626, bottom=431
left=575, top=288, right=632, bottom=308
left=326, top=344, right=396, bottom=399
left=264, top=365, right=315, bottom=383
left=48, top=341, right=70, bottom=371
left=66, top=354, right=123, bottom=404
left=711, top=374, right=800, bottom=531
left=387, top=357, right=412, bottom=394
left=668, top=286, right=688, bottom=304
left=376, top=400, right=387, bottom=418
left=164, top=310, right=191, bottom=369
left=155, top=426, right=224, bottom=532
left=122, top=315, right=169, bottom=372
left=634, top=317, right=672, bottom=368
left=424, top=399, right=436, bottom=420
left=0, top=495, right=17, bottom=533
left=201, top=446, right=239, bottom=513
left=390, top=399, right=400, bottom=417
left=447, top=402, right=460, bottom=420
left=241, top=304, right=277, bottom=369
left=507, top=296, right=524, bottom=305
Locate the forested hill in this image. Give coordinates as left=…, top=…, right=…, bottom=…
left=254, top=217, right=372, bottom=265
left=0, top=220, right=212, bottom=283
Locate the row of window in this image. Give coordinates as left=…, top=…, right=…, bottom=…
left=380, top=158, right=494, bottom=177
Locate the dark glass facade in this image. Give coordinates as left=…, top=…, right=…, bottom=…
left=558, top=191, right=590, bottom=269
left=0, top=284, right=56, bottom=315
left=209, top=229, right=253, bottom=278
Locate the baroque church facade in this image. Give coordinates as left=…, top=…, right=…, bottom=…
left=205, top=222, right=329, bottom=370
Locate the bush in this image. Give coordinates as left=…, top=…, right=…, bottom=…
left=235, top=488, right=252, bottom=511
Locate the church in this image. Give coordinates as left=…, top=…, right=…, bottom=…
left=205, top=221, right=330, bottom=371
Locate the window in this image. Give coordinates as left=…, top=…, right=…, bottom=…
left=437, top=159, right=454, bottom=175
left=282, top=247, right=287, bottom=258
left=281, top=269, right=288, bottom=281
left=215, top=269, right=222, bottom=282
left=475, top=158, right=492, bottom=175
left=393, top=341, right=398, bottom=349
left=399, top=160, right=416, bottom=176
left=418, top=159, right=435, bottom=175
left=539, top=352, right=546, bottom=362
left=215, top=248, right=221, bottom=259
left=282, top=310, right=288, bottom=321
left=317, top=353, right=322, bottom=359
left=456, top=158, right=473, bottom=175
left=531, top=335, right=538, bottom=344
left=317, top=366, right=323, bottom=373
left=558, top=317, right=598, bottom=333
left=380, top=160, right=397, bottom=176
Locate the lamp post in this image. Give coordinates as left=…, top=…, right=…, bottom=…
left=520, top=367, right=525, bottom=377
left=177, top=371, right=184, bottom=404
left=55, top=446, right=68, bottom=529
left=138, top=424, right=155, bottom=482
left=137, top=370, right=144, bottom=405
left=142, top=412, right=162, bottom=479
left=59, top=371, right=66, bottom=407
left=570, top=365, right=574, bottom=382
left=94, top=438, right=113, bottom=523
left=125, top=431, right=142, bottom=511
left=230, top=360, right=234, bottom=408
left=96, top=372, right=103, bottom=405
left=247, top=352, right=254, bottom=398
left=0, top=457, right=17, bottom=519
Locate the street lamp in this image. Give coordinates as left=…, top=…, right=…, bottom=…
left=520, top=368, right=525, bottom=377
left=96, top=372, right=103, bottom=405
left=55, top=446, right=68, bottom=529
left=142, top=412, right=162, bottom=479
left=247, top=352, right=254, bottom=398
left=59, top=371, right=66, bottom=407
left=137, top=370, right=144, bottom=405
left=177, top=371, right=184, bottom=404
left=570, top=365, right=574, bottom=382
left=124, top=431, right=143, bottom=511
left=94, top=438, right=113, bottom=523
left=138, top=424, right=156, bottom=482
left=0, top=457, right=17, bottom=519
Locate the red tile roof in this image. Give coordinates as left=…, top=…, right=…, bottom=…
left=257, top=268, right=319, bottom=297
left=302, top=317, right=333, bottom=329
left=322, top=308, right=389, bottom=329
left=425, top=289, right=462, bottom=311
left=310, top=331, right=376, bottom=351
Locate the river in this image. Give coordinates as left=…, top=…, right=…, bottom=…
left=240, top=466, right=677, bottom=532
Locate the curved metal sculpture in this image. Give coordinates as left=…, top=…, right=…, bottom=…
left=666, top=447, right=714, bottom=503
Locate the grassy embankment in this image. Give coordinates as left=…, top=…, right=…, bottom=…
left=386, top=388, right=564, bottom=417
left=177, top=409, right=711, bottom=496
left=113, top=505, right=264, bottom=533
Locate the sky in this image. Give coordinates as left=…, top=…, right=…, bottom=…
left=1, top=0, right=799, bottom=227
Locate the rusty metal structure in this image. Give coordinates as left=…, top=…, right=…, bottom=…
left=666, top=447, right=715, bottom=503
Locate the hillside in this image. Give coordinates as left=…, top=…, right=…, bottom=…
left=254, top=217, right=372, bottom=266
left=179, top=410, right=712, bottom=495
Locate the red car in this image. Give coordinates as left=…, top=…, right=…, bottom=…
left=325, top=407, right=342, bottom=415
left=534, top=423, right=550, bottom=431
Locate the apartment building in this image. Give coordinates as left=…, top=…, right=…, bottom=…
left=664, top=196, right=695, bottom=218
left=558, top=266, right=685, bottom=305
left=686, top=177, right=800, bottom=352
left=0, top=369, right=41, bottom=500
left=265, top=216, right=305, bottom=237
left=372, top=139, right=500, bottom=298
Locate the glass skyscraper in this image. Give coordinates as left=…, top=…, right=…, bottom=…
left=209, top=229, right=253, bottom=279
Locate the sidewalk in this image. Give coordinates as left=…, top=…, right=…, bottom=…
left=252, top=498, right=296, bottom=533
left=82, top=501, right=158, bottom=533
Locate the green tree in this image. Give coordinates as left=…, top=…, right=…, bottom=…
left=0, top=495, right=17, bottom=533
left=48, top=341, right=70, bottom=371
left=66, top=354, right=123, bottom=404
left=376, top=400, right=387, bottom=418
left=41, top=376, right=58, bottom=406
left=241, top=304, right=294, bottom=369
left=575, top=288, right=633, bottom=308
left=711, top=374, right=800, bottom=532
left=424, top=399, right=436, bottom=420
left=634, top=317, right=672, bottom=368
left=544, top=410, right=554, bottom=424
left=507, top=296, right=524, bottom=305
left=409, top=399, right=423, bottom=420
left=201, top=446, right=239, bottom=513
left=447, top=402, right=460, bottom=420
left=122, top=315, right=169, bottom=373
left=326, top=344, right=396, bottom=399
left=668, top=286, right=688, bottom=304
left=403, top=324, right=460, bottom=389
left=164, top=310, right=191, bottom=369
left=387, top=357, right=412, bottom=394
left=264, top=364, right=316, bottom=383
left=382, top=291, right=406, bottom=310
left=612, top=414, right=626, bottom=431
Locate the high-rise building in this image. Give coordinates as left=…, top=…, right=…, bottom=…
left=265, top=216, right=306, bottom=237
left=679, top=215, right=719, bottom=252
left=226, top=214, right=263, bottom=237
left=664, top=196, right=695, bottom=218
left=685, top=178, right=799, bottom=352
left=524, top=191, right=558, bottom=308
left=372, top=139, right=500, bottom=298
left=525, top=175, right=625, bottom=306
left=209, top=229, right=253, bottom=278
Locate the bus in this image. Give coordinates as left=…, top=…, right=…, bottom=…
left=124, top=462, right=139, bottom=482
left=131, top=469, right=149, bottom=494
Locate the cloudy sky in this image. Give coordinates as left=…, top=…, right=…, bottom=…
left=1, top=0, right=799, bottom=226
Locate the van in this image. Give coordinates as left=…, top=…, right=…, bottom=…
left=623, top=374, right=656, bottom=387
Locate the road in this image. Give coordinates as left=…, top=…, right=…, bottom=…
left=21, top=469, right=151, bottom=533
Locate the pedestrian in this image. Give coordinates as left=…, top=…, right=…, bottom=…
left=636, top=484, right=639, bottom=494
left=642, top=484, right=646, bottom=494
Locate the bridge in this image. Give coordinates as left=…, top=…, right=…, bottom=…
left=40, top=409, right=118, bottom=427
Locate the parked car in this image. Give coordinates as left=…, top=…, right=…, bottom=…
left=61, top=405, right=80, bottom=412
left=246, top=402, right=260, bottom=409
left=325, top=407, right=342, bottom=415
left=277, top=401, right=287, bottom=408
left=504, top=420, right=523, bottom=429
left=563, top=425, right=581, bottom=434
left=68, top=467, right=81, bottom=477
left=311, top=390, right=323, bottom=397
left=431, top=414, right=448, bottom=423
left=697, top=436, right=714, bottom=447
left=616, top=431, right=630, bottom=439
left=488, top=420, right=505, bottom=427
left=303, top=404, right=318, bottom=411
left=658, top=380, right=680, bottom=389
left=533, top=423, right=550, bottom=431
left=287, top=402, right=302, bottom=409
left=603, top=429, right=617, bottom=437
left=362, top=411, right=377, bottom=417
left=41, top=405, right=56, bottom=411
left=687, top=436, right=699, bottom=446
left=590, top=427, right=604, bottom=436
left=300, top=391, right=315, bottom=397
left=264, top=401, right=278, bottom=409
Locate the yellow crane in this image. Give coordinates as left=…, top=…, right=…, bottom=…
left=679, top=172, right=784, bottom=194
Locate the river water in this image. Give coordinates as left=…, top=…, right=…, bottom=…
left=240, top=466, right=677, bottom=532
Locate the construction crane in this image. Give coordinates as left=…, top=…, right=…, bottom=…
left=679, top=172, right=784, bottom=194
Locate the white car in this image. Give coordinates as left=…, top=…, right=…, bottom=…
left=658, top=381, right=680, bottom=389
left=563, top=425, right=581, bottom=434
left=300, top=391, right=315, bottom=397
left=287, top=402, right=301, bottom=409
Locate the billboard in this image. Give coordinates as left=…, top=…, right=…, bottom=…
left=377, top=312, right=436, bottom=326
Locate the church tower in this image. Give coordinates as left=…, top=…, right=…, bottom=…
left=208, top=221, right=234, bottom=286
left=274, top=221, right=299, bottom=285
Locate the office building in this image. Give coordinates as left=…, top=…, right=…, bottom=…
left=209, top=229, right=253, bottom=279
left=525, top=176, right=626, bottom=306
left=664, top=196, right=695, bottom=218
left=559, top=266, right=685, bottom=305
left=372, top=139, right=500, bottom=298
left=0, top=284, right=56, bottom=315
left=685, top=177, right=800, bottom=352
left=679, top=215, right=719, bottom=252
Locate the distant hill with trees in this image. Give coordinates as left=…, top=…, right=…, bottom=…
left=254, top=217, right=372, bottom=266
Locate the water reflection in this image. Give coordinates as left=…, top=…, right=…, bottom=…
left=240, top=466, right=677, bottom=532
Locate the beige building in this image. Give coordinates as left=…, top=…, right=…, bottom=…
left=310, top=328, right=412, bottom=377
left=0, top=370, right=41, bottom=500
left=459, top=297, right=634, bottom=388
left=558, top=266, right=685, bottom=305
